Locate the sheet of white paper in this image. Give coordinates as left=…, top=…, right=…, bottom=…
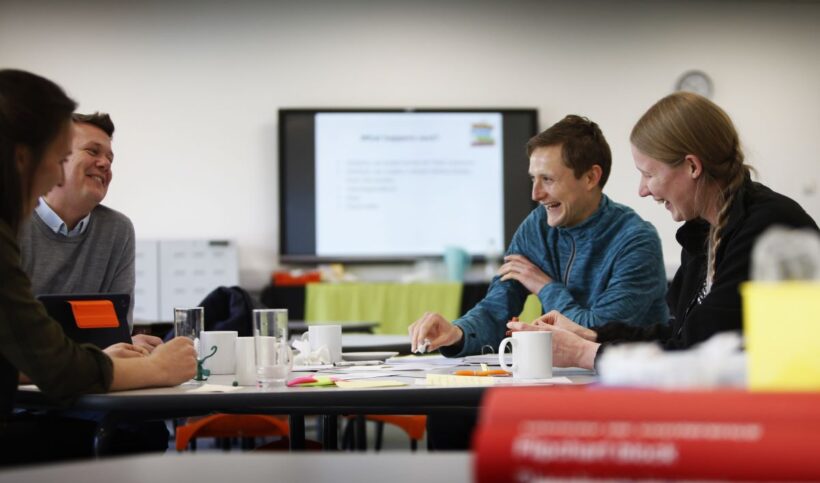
left=415, top=376, right=574, bottom=386
left=383, top=363, right=459, bottom=372
left=186, top=384, right=243, bottom=393
left=293, top=364, right=334, bottom=372
left=386, top=354, right=463, bottom=366
left=464, top=354, right=510, bottom=365
left=331, top=372, right=401, bottom=380
left=496, top=376, right=574, bottom=385
left=319, top=365, right=388, bottom=372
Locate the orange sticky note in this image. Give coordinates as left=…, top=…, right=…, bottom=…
left=68, top=300, right=119, bottom=329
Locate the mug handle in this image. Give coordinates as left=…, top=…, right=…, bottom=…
left=498, top=337, right=515, bottom=372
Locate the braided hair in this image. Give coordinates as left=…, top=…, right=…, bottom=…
left=630, top=92, right=751, bottom=289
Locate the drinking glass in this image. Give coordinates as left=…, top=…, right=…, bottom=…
left=253, top=308, right=291, bottom=388
left=174, top=307, right=204, bottom=349
left=174, top=307, right=204, bottom=383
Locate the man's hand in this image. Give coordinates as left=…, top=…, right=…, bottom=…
left=104, top=342, right=150, bottom=359
left=408, top=312, right=463, bottom=353
left=132, top=333, right=164, bottom=353
left=499, top=254, right=552, bottom=294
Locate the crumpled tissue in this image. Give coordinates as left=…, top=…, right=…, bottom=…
left=751, top=226, right=820, bottom=281
left=292, top=337, right=332, bottom=366
left=598, top=331, right=746, bottom=389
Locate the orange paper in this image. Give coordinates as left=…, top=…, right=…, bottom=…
left=68, top=300, right=119, bottom=329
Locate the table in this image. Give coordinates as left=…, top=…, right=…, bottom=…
left=15, top=369, right=596, bottom=455
left=0, top=452, right=472, bottom=483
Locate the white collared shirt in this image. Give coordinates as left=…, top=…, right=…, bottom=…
left=34, top=197, right=91, bottom=237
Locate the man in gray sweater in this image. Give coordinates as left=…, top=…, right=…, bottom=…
left=18, top=112, right=171, bottom=454
left=19, top=112, right=161, bottom=353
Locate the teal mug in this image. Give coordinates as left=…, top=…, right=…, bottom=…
left=444, top=246, right=470, bottom=282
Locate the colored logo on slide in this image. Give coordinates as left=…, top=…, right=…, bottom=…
left=471, top=122, right=495, bottom=146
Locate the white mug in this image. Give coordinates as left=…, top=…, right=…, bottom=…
left=308, top=325, right=342, bottom=363
left=498, top=331, right=553, bottom=379
left=235, top=336, right=256, bottom=386
left=200, top=330, right=238, bottom=375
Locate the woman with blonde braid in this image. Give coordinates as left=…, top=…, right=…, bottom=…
left=508, top=92, right=818, bottom=370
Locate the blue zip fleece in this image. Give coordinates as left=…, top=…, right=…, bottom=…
left=443, top=195, right=669, bottom=358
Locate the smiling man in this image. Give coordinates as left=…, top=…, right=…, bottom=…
left=409, top=115, right=670, bottom=359
left=19, top=113, right=141, bottom=333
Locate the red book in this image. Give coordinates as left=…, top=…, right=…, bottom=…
left=473, top=387, right=820, bottom=481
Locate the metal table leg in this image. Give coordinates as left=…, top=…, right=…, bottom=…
left=289, top=414, right=306, bottom=450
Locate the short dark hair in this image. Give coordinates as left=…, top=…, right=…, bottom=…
left=73, top=111, right=114, bottom=138
left=0, top=69, right=76, bottom=232
left=526, top=114, right=612, bottom=188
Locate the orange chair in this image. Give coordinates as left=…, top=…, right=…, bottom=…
left=369, top=415, right=427, bottom=451
left=175, top=414, right=289, bottom=451
left=342, top=415, right=427, bottom=451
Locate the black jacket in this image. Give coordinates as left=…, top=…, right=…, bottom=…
left=596, top=178, right=818, bottom=351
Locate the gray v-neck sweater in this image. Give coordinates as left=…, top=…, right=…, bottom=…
left=18, top=204, right=135, bottom=327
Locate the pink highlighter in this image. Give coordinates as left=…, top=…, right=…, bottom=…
left=286, top=375, right=338, bottom=387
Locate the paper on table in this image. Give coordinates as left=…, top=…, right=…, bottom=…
left=464, top=354, right=510, bottom=366
left=293, top=364, right=334, bottom=371
left=386, top=354, right=463, bottom=366
left=335, top=380, right=406, bottom=389
left=496, top=376, right=574, bottom=385
left=420, top=374, right=574, bottom=386
left=319, top=365, right=387, bottom=372
left=381, top=363, right=455, bottom=372
left=328, top=371, right=401, bottom=380
left=463, top=355, right=592, bottom=374
left=186, top=384, right=243, bottom=393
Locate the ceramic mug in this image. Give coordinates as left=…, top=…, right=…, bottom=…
left=200, top=330, right=238, bottom=375
left=308, top=325, right=342, bottom=363
left=498, top=330, right=553, bottom=379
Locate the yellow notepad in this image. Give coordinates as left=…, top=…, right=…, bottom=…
left=425, top=374, right=497, bottom=386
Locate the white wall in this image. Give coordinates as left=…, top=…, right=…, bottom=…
left=2, top=0, right=819, bottom=288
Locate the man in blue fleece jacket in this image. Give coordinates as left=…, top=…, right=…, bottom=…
left=410, top=115, right=669, bottom=357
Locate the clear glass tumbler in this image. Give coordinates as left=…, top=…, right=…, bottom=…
left=253, top=308, right=291, bottom=388
left=174, top=306, right=205, bottom=384
left=174, top=307, right=204, bottom=350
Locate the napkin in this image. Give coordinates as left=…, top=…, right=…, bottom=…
left=292, top=338, right=331, bottom=366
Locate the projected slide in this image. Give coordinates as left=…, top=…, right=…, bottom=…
left=315, top=112, right=504, bottom=256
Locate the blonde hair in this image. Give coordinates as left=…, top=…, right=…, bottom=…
left=630, top=92, right=751, bottom=287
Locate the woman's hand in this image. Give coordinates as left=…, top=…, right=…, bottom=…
left=506, top=314, right=600, bottom=370
left=533, top=310, right=597, bottom=341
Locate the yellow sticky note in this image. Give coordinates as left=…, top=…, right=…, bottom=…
left=335, top=380, right=406, bottom=389
left=742, top=282, right=820, bottom=391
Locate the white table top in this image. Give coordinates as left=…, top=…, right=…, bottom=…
left=0, top=452, right=472, bottom=483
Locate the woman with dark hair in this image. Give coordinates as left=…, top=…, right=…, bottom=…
left=509, top=92, right=818, bottom=369
left=0, top=69, right=196, bottom=464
